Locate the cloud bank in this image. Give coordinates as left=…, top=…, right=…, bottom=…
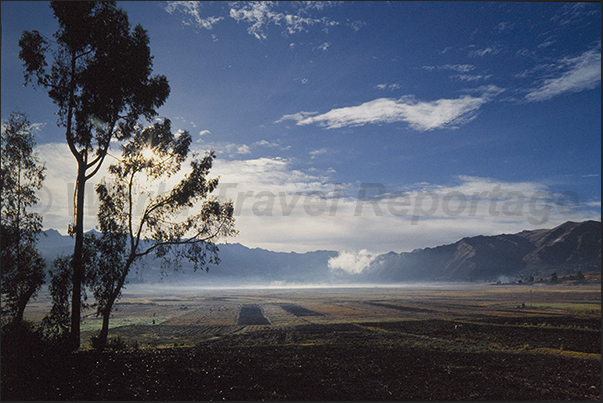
left=33, top=143, right=600, bottom=255
left=328, top=250, right=376, bottom=274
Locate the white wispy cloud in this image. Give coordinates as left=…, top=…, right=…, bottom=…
left=165, top=1, right=342, bottom=39
left=551, top=3, right=600, bottom=27
left=375, top=83, right=401, bottom=91
left=254, top=140, right=273, bottom=147
left=451, top=74, right=492, bottom=82
left=495, top=21, right=514, bottom=32
left=276, top=87, right=502, bottom=131
left=423, top=64, right=475, bottom=73
left=30, top=122, right=47, bottom=133
left=229, top=1, right=338, bottom=40
left=309, top=148, right=328, bottom=159
left=0, top=120, right=49, bottom=138
left=441, top=64, right=475, bottom=72
left=194, top=139, right=255, bottom=157
left=469, top=46, right=501, bottom=57
left=165, top=1, right=224, bottom=29
left=317, top=42, right=330, bottom=52
left=538, top=36, right=556, bottom=49
left=220, top=143, right=252, bottom=156
left=525, top=47, right=601, bottom=102
left=236, top=144, right=251, bottom=155
left=348, top=20, right=366, bottom=32
left=295, top=1, right=344, bottom=11
left=212, top=156, right=333, bottom=196
left=254, top=139, right=291, bottom=151
left=274, top=111, right=318, bottom=124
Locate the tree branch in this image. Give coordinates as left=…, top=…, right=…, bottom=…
left=85, top=121, right=116, bottom=180
left=133, top=219, right=229, bottom=259
left=84, top=148, right=109, bottom=181
left=65, top=129, right=82, bottom=165
left=127, top=170, right=135, bottom=249
left=74, top=48, right=94, bottom=61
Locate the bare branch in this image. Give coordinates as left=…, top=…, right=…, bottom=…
left=133, top=223, right=227, bottom=259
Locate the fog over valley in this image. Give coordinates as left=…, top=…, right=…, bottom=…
left=38, top=220, right=601, bottom=287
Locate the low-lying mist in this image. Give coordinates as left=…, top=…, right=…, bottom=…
left=121, top=280, right=490, bottom=296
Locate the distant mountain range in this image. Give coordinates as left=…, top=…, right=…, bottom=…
left=357, top=220, right=601, bottom=283
left=37, top=220, right=601, bottom=285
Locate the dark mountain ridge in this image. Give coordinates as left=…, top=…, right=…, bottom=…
left=360, top=220, right=601, bottom=282
left=36, top=220, right=600, bottom=284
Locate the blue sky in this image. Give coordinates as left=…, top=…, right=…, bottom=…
left=2, top=1, right=601, bottom=256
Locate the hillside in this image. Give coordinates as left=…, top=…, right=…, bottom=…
left=361, top=220, right=601, bottom=282
left=37, top=220, right=601, bottom=284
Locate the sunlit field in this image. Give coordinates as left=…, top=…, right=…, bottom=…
left=8, top=278, right=600, bottom=400
left=23, top=278, right=601, bottom=350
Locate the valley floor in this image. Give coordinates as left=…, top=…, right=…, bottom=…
left=2, top=282, right=601, bottom=400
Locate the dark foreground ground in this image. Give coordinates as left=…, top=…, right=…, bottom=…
left=2, top=319, right=600, bottom=401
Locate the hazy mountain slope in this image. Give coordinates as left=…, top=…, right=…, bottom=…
left=37, top=229, right=76, bottom=263
left=36, top=233, right=338, bottom=285
left=36, top=220, right=600, bottom=284
left=364, top=220, right=601, bottom=282
left=519, top=220, right=601, bottom=273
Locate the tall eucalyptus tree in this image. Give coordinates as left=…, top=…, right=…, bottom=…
left=19, top=1, right=170, bottom=348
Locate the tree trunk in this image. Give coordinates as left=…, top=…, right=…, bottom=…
left=96, top=304, right=113, bottom=350
left=69, top=164, right=87, bottom=350
left=96, top=258, right=134, bottom=349
left=12, top=284, right=37, bottom=326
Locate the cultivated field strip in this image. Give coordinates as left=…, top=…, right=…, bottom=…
left=237, top=304, right=271, bottom=326
left=41, top=283, right=600, bottom=350
left=278, top=303, right=324, bottom=317
left=364, top=301, right=433, bottom=313
left=163, top=305, right=239, bottom=326
left=261, top=303, right=307, bottom=326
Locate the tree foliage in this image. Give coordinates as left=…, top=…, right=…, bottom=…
left=19, top=1, right=170, bottom=348
left=89, top=119, right=237, bottom=349
left=0, top=112, right=46, bottom=325
left=19, top=2, right=170, bottom=147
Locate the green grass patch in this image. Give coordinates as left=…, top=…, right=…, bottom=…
left=527, top=347, right=601, bottom=361
left=529, top=302, right=600, bottom=314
